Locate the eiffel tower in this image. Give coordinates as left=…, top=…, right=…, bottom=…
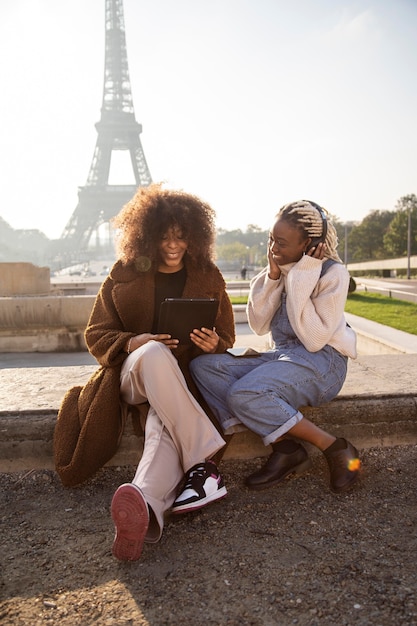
left=60, top=0, right=152, bottom=257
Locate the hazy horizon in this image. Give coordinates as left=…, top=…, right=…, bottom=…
left=0, top=0, right=416, bottom=240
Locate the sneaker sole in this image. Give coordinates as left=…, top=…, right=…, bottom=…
left=111, top=484, right=149, bottom=561
left=172, top=486, right=228, bottom=514
left=245, top=457, right=313, bottom=491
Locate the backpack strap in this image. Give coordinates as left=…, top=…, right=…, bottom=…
left=320, top=258, right=338, bottom=277
left=319, top=259, right=351, bottom=327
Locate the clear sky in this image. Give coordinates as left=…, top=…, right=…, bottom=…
left=0, top=0, right=416, bottom=240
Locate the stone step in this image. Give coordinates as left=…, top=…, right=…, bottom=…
left=1, top=350, right=417, bottom=473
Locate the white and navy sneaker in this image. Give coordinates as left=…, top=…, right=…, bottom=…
left=172, top=461, right=227, bottom=514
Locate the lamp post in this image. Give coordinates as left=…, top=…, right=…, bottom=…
left=406, top=207, right=411, bottom=280
left=344, top=222, right=348, bottom=266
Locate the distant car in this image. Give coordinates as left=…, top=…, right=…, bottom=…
left=69, top=271, right=82, bottom=276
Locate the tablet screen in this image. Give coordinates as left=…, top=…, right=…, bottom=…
left=157, top=298, right=219, bottom=345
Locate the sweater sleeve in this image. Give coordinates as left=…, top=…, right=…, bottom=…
left=285, top=255, right=354, bottom=354
left=247, top=267, right=285, bottom=335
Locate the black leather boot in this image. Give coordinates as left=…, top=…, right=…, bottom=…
left=323, top=438, right=361, bottom=493
left=245, top=441, right=312, bottom=491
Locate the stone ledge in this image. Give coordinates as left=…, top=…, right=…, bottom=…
left=1, top=393, right=416, bottom=473
left=2, top=351, right=417, bottom=473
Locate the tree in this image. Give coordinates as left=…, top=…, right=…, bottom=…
left=348, top=210, right=396, bottom=261
left=215, top=242, right=248, bottom=264
left=383, top=194, right=417, bottom=257
left=216, top=228, right=245, bottom=246
left=216, top=225, right=268, bottom=268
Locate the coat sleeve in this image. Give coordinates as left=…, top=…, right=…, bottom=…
left=84, top=277, right=132, bottom=368
left=214, top=288, right=235, bottom=353
left=54, top=366, right=125, bottom=487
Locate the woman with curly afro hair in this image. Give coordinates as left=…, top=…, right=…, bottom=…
left=57, top=183, right=235, bottom=562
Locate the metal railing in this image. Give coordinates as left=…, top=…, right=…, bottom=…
left=359, top=284, right=417, bottom=304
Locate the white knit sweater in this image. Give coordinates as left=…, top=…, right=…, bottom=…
left=247, top=255, right=357, bottom=358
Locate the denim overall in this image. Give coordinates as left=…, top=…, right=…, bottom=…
left=190, top=260, right=348, bottom=446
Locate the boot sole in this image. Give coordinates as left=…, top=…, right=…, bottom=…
left=330, top=470, right=360, bottom=493
left=245, top=458, right=313, bottom=491
left=327, top=442, right=361, bottom=493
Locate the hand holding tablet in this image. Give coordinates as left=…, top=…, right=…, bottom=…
left=157, top=298, right=219, bottom=345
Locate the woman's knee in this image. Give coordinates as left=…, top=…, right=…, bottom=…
left=227, top=384, right=249, bottom=414
left=190, top=354, right=214, bottom=379
left=125, top=341, right=174, bottom=378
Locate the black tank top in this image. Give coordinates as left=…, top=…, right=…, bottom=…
left=152, top=267, right=187, bottom=332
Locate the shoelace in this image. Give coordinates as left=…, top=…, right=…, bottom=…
left=184, top=465, right=208, bottom=490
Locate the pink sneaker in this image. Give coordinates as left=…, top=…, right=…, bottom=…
left=111, top=483, right=149, bottom=561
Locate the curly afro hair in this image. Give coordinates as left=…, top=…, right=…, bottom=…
left=112, top=183, right=217, bottom=269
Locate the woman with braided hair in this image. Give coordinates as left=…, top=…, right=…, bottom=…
left=190, top=200, right=361, bottom=493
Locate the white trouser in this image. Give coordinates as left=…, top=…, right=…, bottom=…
left=120, top=341, right=225, bottom=542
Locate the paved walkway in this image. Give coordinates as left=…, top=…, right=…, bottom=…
left=1, top=320, right=417, bottom=412
left=345, top=312, right=417, bottom=354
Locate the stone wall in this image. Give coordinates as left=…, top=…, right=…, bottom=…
left=0, top=263, right=50, bottom=296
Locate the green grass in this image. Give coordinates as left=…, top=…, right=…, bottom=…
left=229, top=295, right=247, bottom=305
left=345, top=292, right=417, bottom=335
left=229, top=291, right=417, bottom=336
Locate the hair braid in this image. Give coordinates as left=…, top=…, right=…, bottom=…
left=277, top=200, right=342, bottom=262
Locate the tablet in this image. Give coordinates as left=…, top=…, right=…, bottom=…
left=157, top=298, right=219, bottom=345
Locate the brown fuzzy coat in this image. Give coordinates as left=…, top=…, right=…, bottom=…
left=54, top=258, right=235, bottom=487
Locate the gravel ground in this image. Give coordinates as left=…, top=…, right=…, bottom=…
left=1, top=444, right=416, bottom=626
